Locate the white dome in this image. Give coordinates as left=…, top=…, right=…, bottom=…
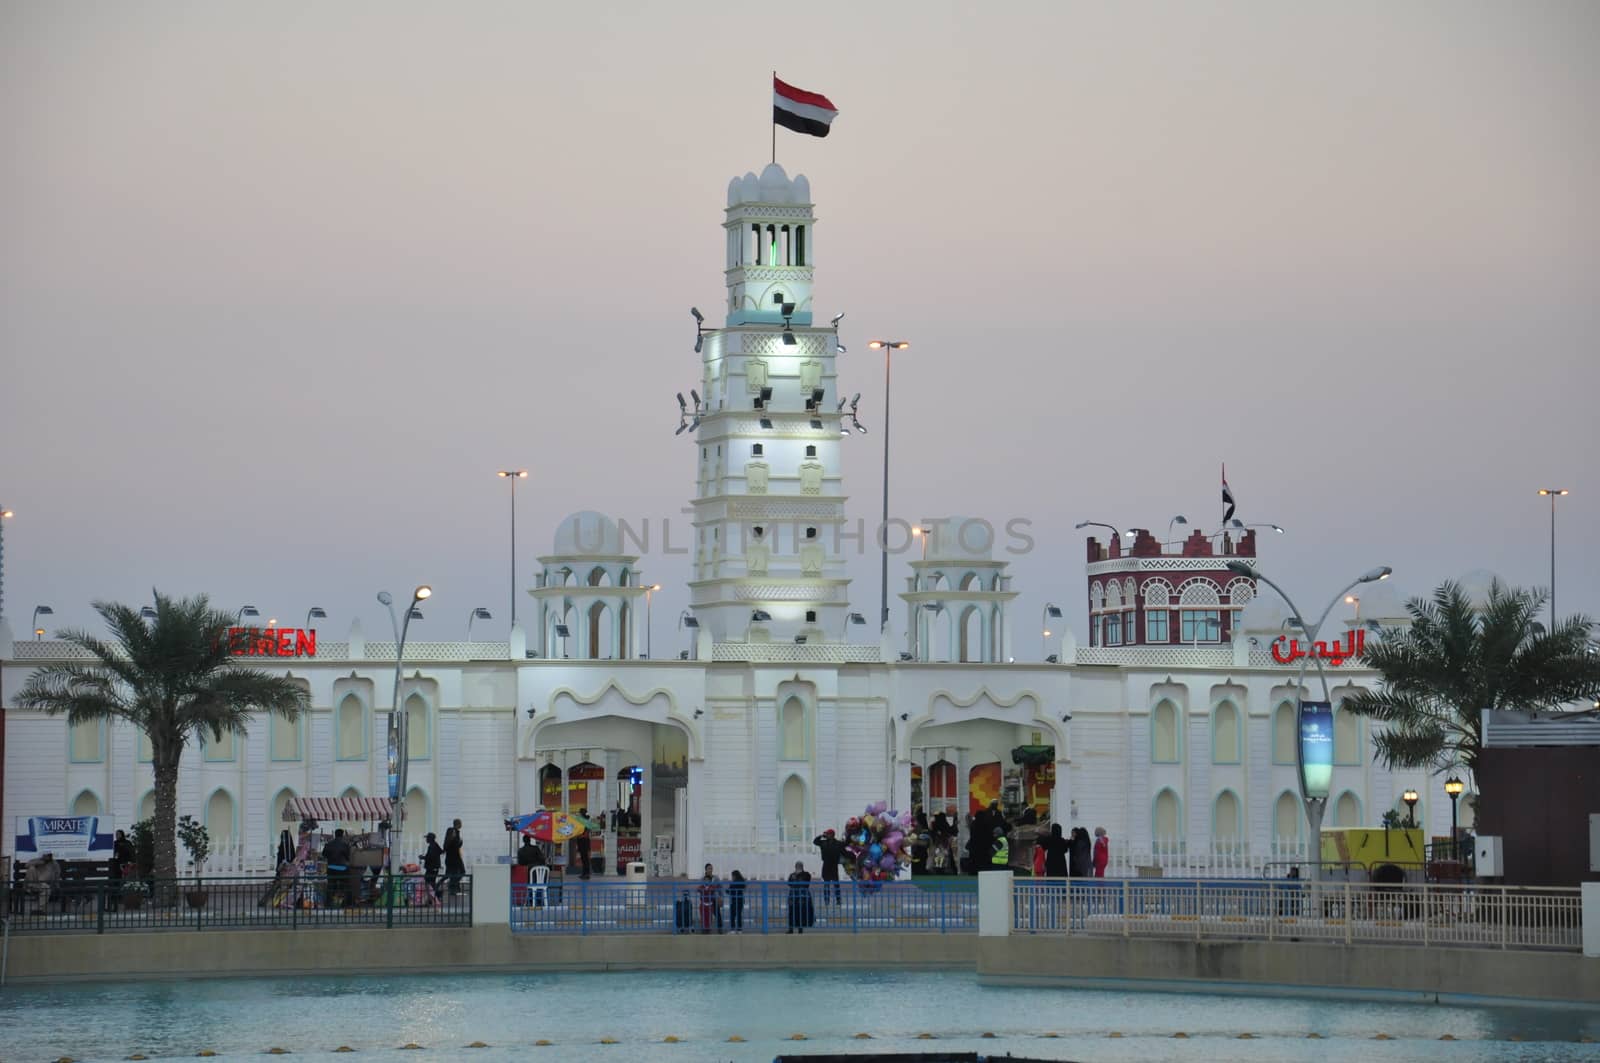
left=758, top=162, right=792, bottom=201
left=1238, top=594, right=1294, bottom=634
left=791, top=174, right=811, bottom=203
left=737, top=172, right=760, bottom=204
left=551, top=510, right=624, bottom=557
left=726, top=176, right=743, bottom=207
left=926, top=517, right=996, bottom=561
left=1351, top=579, right=1408, bottom=623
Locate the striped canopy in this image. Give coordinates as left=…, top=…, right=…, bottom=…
left=282, top=796, right=394, bottom=822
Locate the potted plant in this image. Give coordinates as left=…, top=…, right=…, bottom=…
left=121, top=879, right=151, bottom=910
left=178, top=815, right=211, bottom=909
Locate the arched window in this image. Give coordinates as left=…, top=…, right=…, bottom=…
left=337, top=693, right=366, bottom=760
left=780, top=696, right=806, bottom=760
left=587, top=601, right=615, bottom=659
left=1334, top=706, right=1361, bottom=764
left=1272, top=703, right=1296, bottom=764
left=1151, top=700, right=1180, bottom=763
left=137, top=730, right=153, bottom=763
left=338, top=786, right=365, bottom=834
left=780, top=775, right=808, bottom=842
left=1333, top=790, right=1362, bottom=827
left=958, top=605, right=982, bottom=662
left=405, top=692, right=430, bottom=761
left=69, top=718, right=105, bottom=763
left=271, top=712, right=301, bottom=761
left=1153, top=788, right=1182, bottom=841
left=72, top=789, right=101, bottom=816
left=138, top=791, right=156, bottom=823
left=1213, top=790, right=1242, bottom=843
left=270, top=788, right=298, bottom=838
left=1273, top=791, right=1301, bottom=841
left=205, top=788, right=236, bottom=847
left=203, top=728, right=236, bottom=762
left=405, top=786, right=431, bottom=836
left=1212, top=702, right=1241, bottom=764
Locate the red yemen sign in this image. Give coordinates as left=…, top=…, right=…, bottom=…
left=227, top=627, right=317, bottom=658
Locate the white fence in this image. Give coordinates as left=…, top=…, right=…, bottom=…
left=1012, top=878, right=1583, bottom=952
left=1107, top=838, right=1311, bottom=879
left=198, top=832, right=435, bottom=876
left=702, top=820, right=829, bottom=880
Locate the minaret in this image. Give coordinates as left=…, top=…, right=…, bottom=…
left=687, top=163, right=851, bottom=644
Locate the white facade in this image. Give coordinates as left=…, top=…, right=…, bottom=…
left=0, top=161, right=1452, bottom=878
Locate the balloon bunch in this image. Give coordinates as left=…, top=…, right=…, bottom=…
left=842, top=801, right=915, bottom=883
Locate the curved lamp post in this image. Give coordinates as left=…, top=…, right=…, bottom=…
left=1042, top=603, right=1062, bottom=661
left=32, top=604, right=53, bottom=640
left=466, top=606, right=492, bottom=640
left=1227, top=559, right=1391, bottom=880
left=644, top=584, right=662, bottom=659
left=1401, top=788, right=1420, bottom=830
left=305, top=606, right=327, bottom=631
left=379, top=584, right=432, bottom=885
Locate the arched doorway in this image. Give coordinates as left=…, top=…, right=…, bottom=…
left=780, top=775, right=808, bottom=843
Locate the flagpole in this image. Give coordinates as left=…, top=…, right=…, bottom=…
left=771, top=70, right=777, bottom=164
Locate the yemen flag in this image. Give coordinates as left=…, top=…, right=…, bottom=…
left=774, top=76, right=839, bottom=138
left=1222, top=464, right=1237, bottom=523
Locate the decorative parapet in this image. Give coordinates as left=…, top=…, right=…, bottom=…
left=711, top=642, right=882, bottom=664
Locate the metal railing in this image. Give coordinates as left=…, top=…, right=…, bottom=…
left=1012, top=878, right=1582, bottom=952
left=2, top=874, right=472, bottom=934
left=509, top=878, right=977, bottom=935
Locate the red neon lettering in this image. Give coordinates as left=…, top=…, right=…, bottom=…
left=296, top=628, right=316, bottom=657
left=276, top=629, right=295, bottom=657
left=254, top=630, right=274, bottom=656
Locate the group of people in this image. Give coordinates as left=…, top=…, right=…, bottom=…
left=683, top=863, right=816, bottom=934
left=1033, top=824, right=1109, bottom=878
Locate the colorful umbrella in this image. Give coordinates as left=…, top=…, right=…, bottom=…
left=509, top=810, right=587, bottom=842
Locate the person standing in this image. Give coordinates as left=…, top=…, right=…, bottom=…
left=322, top=829, right=353, bottom=908
left=728, top=870, right=746, bottom=933
left=420, top=832, right=444, bottom=898
left=574, top=813, right=592, bottom=880
left=108, top=829, right=135, bottom=911
left=698, top=863, right=722, bottom=933
left=786, top=861, right=813, bottom=933
left=812, top=829, right=846, bottom=905
left=988, top=826, right=1010, bottom=870
left=1042, top=823, right=1070, bottom=878
left=1092, top=827, right=1110, bottom=878
left=1069, top=827, right=1092, bottom=879
left=443, top=819, right=466, bottom=896
left=1031, top=835, right=1047, bottom=878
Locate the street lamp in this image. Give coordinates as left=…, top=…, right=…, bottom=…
left=139, top=606, right=157, bottom=621
left=1042, top=603, right=1062, bottom=661
left=842, top=611, right=866, bottom=642
left=553, top=622, right=572, bottom=658
left=644, top=584, right=662, bottom=659
left=678, top=611, right=699, bottom=659
left=1537, top=489, right=1568, bottom=632
left=466, top=607, right=492, bottom=640
left=1226, top=559, right=1392, bottom=880
left=497, top=470, right=529, bottom=629
left=1402, top=788, right=1419, bottom=829
left=867, top=339, right=910, bottom=634
left=379, top=584, right=432, bottom=887
left=1444, top=775, right=1465, bottom=860
left=31, top=605, right=53, bottom=640
left=305, top=606, right=327, bottom=631
left=910, top=524, right=932, bottom=560
left=1166, top=515, right=1188, bottom=544
left=0, top=505, right=13, bottom=622
left=236, top=605, right=259, bottom=623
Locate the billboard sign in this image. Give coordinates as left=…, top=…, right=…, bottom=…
left=1299, top=700, right=1334, bottom=799
left=15, top=815, right=115, bottom=861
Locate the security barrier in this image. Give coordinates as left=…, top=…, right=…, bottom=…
left=2, top=874, right=472, bottom=933
left=509, top=878, right=977, bottom=934
left=1012, top=877, right=1582, bottom=952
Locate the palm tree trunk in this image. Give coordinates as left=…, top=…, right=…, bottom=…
left=153, top=753, right=181, bottom=905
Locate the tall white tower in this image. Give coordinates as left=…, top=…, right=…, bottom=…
left=687, top=163, right=852, bottom=644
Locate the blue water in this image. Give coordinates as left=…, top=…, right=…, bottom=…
left=1, top=969, right=1596, bottom=1062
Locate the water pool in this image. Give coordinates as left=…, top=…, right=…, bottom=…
left=2, top=969, right=1596, bottom=1062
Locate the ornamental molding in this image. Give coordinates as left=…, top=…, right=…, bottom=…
left=727, top=266, right=816, bottom=284
left=724, top=205, right=814, bottom=221
left=1086, top=557, right=1251, bottom=576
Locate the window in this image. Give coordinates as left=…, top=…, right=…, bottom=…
left=1105, top=614, right=1122, bottom=646
left=752, top=444, right=763, bottom=456
left=138, top=731, right=153, bottom=763
left=270, top=713, right=301, bottom=761
left=1151, top=700, right=1180, bottom=763
left=1333, top=791, right=1362, bottom=827
left=1272, top=703, right=1296, bottom=764
left=1153, top=789, right=1182, bottom=841
left=69, top=719, right=105, bottom=763
left=780, top=696, right=807, bottom=760
left=805, top=445, right=817, bottom=458
left=1334, top=706, right=1360, bottom=764
left=72, top=790, right=100, bottom=816
left=1213, top=791, right=1242, bottom=843
left=1146, top=610, right=1169, bottom=643
left=1180, top=609, right=1221, bottom=642
left=1124, top=611, right=1136, bottom=644
left=203, top=729, right=236, bottom=762
left=1092, top=617, right=1101, bottom=647
left=405, top=692, right=430, bottom=761
left=138, top=791, right=156, bottom=823
left=337, top=693, right=365, bottom=760
left=1212, top=702, right=1241, bottom=763
left=1273, top=792, right=1301, bottom=841
left=205, top=789, right=236, bottom=846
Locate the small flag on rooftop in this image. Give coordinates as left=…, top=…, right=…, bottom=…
left=1222, top=464, right=1237, bottom=524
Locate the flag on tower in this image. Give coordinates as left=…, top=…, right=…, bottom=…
left=774, top=76, right=839, bottom=138
left=1222, top=464, right=1237, bottom=523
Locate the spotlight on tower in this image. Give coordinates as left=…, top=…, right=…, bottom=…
left=674, top=389, right=706, bottom=437
left=759, top=417, right=773, bottom=429
left=831, top=312, right=844, bottom=327
left=690, top=307, right=704, bottom=323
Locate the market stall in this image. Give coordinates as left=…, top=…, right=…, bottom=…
left=262, top=796, right=409, bottom=909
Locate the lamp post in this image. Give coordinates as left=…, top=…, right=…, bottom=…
left=1043, top=603, right=1062, bottom=661
left=379, top=584, right=432, bottom=886
left=842, top=611, right=866, bottom=643
left=31, top=605, right=53, bottom=640
left=497, top=470, right=529, bottom=629
left=139, top=606, right=157, bottom=621
left=236, top=605, right=259, bottom=624
left=0, top=505, right=13, bottom=622
left=1227, top=559, right=1392, bottom=880
left=867, top=340, right=910, bottom=634
left=1402, top=788, right=1419, bottom=830
left=678, top=611, right=699, bottom=659
left=1444, top=775, right=1464, bottom=861
left=1537, top=488, right=1568, bottom=631
left=1166, top=515, right=1188, bottom=544
left=644, top=584, right=661, bottom=659
left=305, top=606, right=327, bottom=631
left=466, top=607, right=492, bottom=640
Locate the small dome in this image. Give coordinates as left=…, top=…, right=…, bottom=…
left=737, top=172, right=760, bottom=204
left=1351, top=579, right=1408, bottom=623
left=791, top=174, right=811, bottom=203
left=551, top=510, right=624, bottom=557
left=926, top=517, right=996, bottom=561
left=1238, top=594, right=1294, bottom=634
left=727, top=176, right=743, bottom=207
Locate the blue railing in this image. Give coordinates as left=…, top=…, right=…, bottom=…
left=509, top=878, right=977, bottom=934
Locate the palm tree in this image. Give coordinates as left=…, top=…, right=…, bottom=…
left=16, top=591, right=308, bottom=885
left=1342, top=579, right=1600, bottom=778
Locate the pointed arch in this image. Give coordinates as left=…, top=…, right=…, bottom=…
left=1333, top=705, right=1361, bottom=765
left=1212, top=789, right=1243, bottom=845
left=1151, top=700, right=1180, bottom=763
left=958, top=604, right=983, bottom=662
left=71, top=789, right=101, bottom=816
left=204, top=787, right=237, bottom=846
left=404, top=785, right=432, bottom=836
left=780, top=774, right=809, bottom=843
left=137, top=790, right=156, bottom=823
left=404, top=690, right=431, bottom=760
left=1152, top=788, right=1182, bottom=842
left=1333, top=790, right=1362, bottom=827
left=1211, top=701, right=1241, bottom=763
left=1273, top=791, right=1302, bottom=841
left=270, top=787, right=299, bottom=838
left=1272, top=702, right=1296, bottom=764
left=337, top=691, right=366, bottom=760
left=69, top=718, right=106, bottom=762
left=780, top=694, right=808, bottom=760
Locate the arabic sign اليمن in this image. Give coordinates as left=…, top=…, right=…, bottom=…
left=1299, top=701, right=1334, bottom=800
left=1272, top=628, right=1367, bottom=666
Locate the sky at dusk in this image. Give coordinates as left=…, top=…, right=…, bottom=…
left=2, top=1, right=1597, bottom=647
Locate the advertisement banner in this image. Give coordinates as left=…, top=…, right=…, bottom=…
left=1299, top=700, right=1334, bottom=799
left=386, top=718, right=400, bottom=803
left=15, top=815, right=115, bottom=860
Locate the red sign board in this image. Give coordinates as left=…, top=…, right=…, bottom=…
left=227, top=627, right=317, bottom=658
